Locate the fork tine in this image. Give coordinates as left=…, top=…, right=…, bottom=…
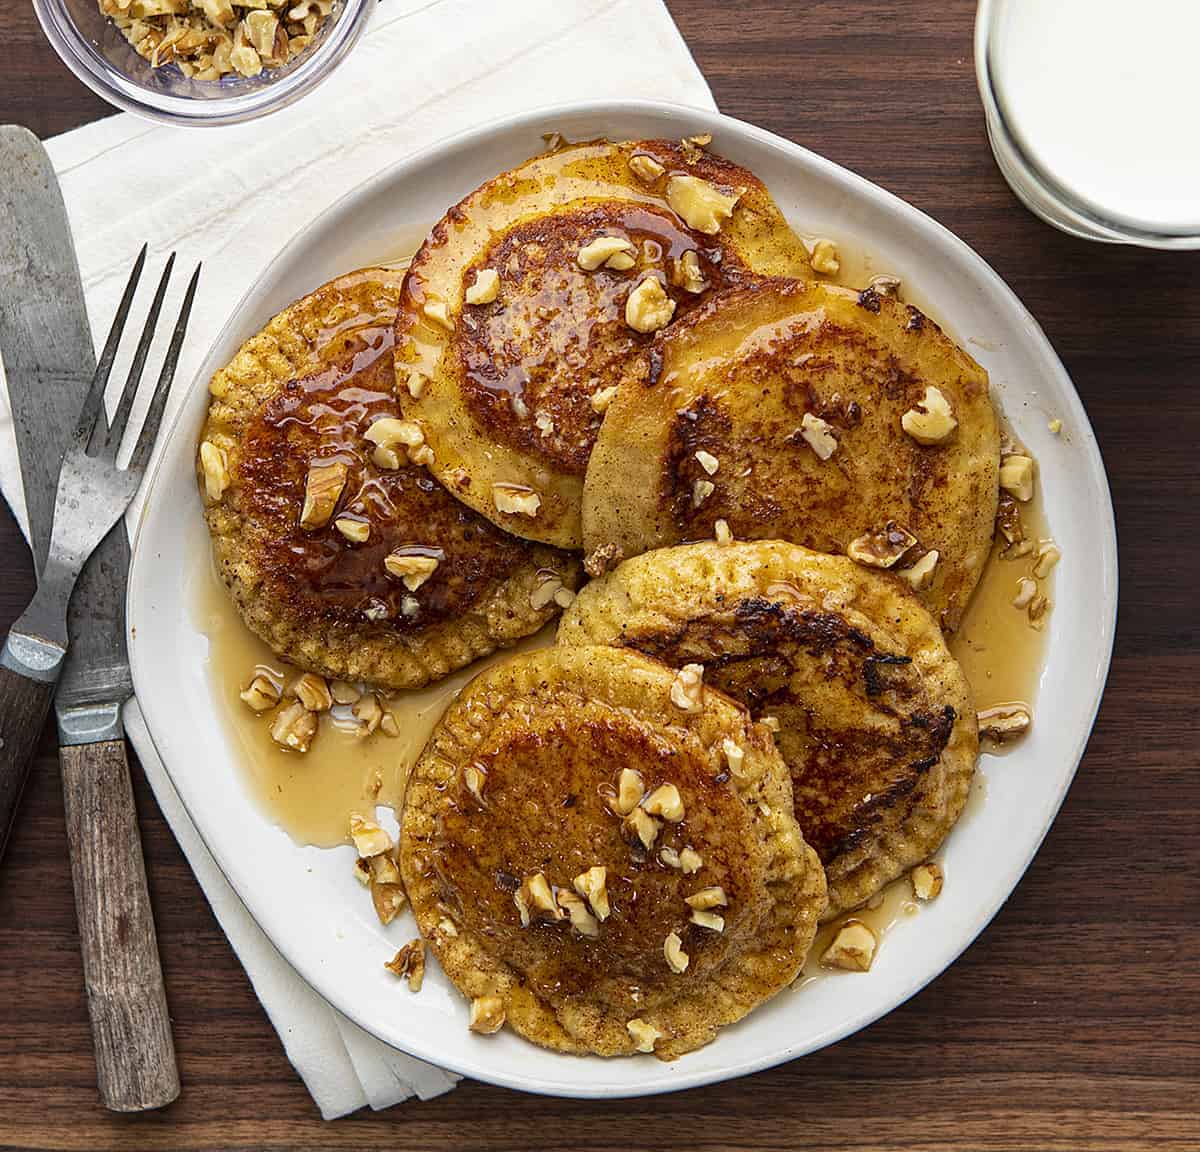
left=103, top=252, right=175, bottom=455
left=74, top=243, right=147, bottom=447
left=129, top=263, right=201, bottom=475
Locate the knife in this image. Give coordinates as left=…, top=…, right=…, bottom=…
left=0, top=126, right=180, bottom=1112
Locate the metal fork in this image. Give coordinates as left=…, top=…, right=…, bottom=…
left=0, top=247, right=200, bottom=833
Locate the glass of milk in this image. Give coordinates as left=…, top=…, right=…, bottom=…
left=976, top=0, right=1200, bottom=248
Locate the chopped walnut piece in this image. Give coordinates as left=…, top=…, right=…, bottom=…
left=289, top=672, right=332, bottom=712
left=868, top=273, right=902, bottom=297
left=369, top=852, right=400, bottom=886
left=299, top=461, right=347, bottom=529
left=679, top=132, right=712, bottom=162
left=518, top=873, right=563, bottom=921
left=534, top=411, right=554, bottom=435
left=800, top=412, right=838, bottom=460
left=714, top=518, right=733, bottom=546
left=330, top=679, right=360, bottom=705
left=578, top=235, right=638, bottom=271
left=626, top=1017, right=662, bottom=1052
left=406, top=371, right=427, bottom=400
left=669, top=663, right=705, bottom=712
left=678, top=847, right=702, bottom=874
left=371, top=883, right=407, bottom=926
left=1013, top=577, right=1038, bottom=609
left=692, top=478, right=715, bottom=507
left=463, top=763, right=486, bottom=805
left=695, top=449, right=719, bottom=475
left=760, top=715, right=780, bottom=733
left=659, top=846, right=681, bottom=869
left=643, top=783, right=684, bottom=822
left=664, top=931, right=689, bottom=973
left=1028, top=594, right=1050, bottom=629
left=553, top=587, right=575, bottom=609
left=900, top=549, right=939, bottom=591
left=629, top=153, right=666, bottom=183
left=530, top=575, right=564, bottom=610
left=384, top=551, right=439, bottom=591
left=349, top=814, right=392, bottom=857
left=625, top=275, right=676, bottom=333
left=372, top=445, right=403, bottom=470
left=910, top=862, right=944, bottom=901
left=901, top=386, right=958, bottom=446
left=437, top=917, right=459, bottom=939
left=685, top=886, right=727, bottom=910
left=384, top=940, right=425, bottom=991
left=690, top=909, right=725, bottom=932
left=199, top=440, right=230, bottom=500
left=847, top=521, right=919, bottom=569
left=353, top=693, right=383, bottom=735
left=996, top=491, right=1025, bottom=548
left=810, top=238, right=841, bottom=275
left=334, top=516, right=370, bottom=544
left=557, top=890, right=601, bottom=938
left=591, top=385, right=620, bottom=413
left=493, top=483, right=541, bottom=518
left=1033, top=541, right=1061, bottom=578
left=676, top=249, right=708, bottom=294
left=422, top=300, right=454, bottom=332
left=239, top=674, right=279, bottom=713
left=611, top=768, right=645, bottom=816
left=721, top=737, right=745, bottom=779
left=820, top=919, right=878, bottom=972
left=1048, top=418, right=1063, bottom=435
left=573, top=866, right=610, bottom=920
left=977, top=702, right=1032, bottom=742
left=469, top=996, right=506, bottom=1034
left=379, top=709, right=400, bottom=738
left=999, top=454, right=1036, bottom=502
left=365, top=417, right=424, bottom=454
left=465, top=267, right=500, bottom=305
left=625, top=807, right=661, bottom=850
left=666, top=174, right=740, bottom=234
left=270, top=700, right=317, bottom=752
left=352, top=857, right=371, bottom=887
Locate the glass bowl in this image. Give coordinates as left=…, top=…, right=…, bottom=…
left=33, top=0, right=373, bottom=127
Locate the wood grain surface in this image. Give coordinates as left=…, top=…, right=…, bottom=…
left=1, top=1, right=1197, bottom=1149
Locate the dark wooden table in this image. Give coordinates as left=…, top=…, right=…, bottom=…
left=2, top=2, right=1197, bottom=1149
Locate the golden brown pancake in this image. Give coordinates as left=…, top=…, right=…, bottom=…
left=393, top=137, right=813, bottom=549
left=200, top=268, right=579, bottom=690
left=400, top=645, right=826, bottom=1058
left=582, top=278, right=1000, bottom=630
left=557, top=542, right=978, bottom=916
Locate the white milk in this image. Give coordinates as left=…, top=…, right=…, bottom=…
left=985, top=0, right=1200, bottom=237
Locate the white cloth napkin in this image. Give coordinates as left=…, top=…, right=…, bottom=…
left=0, top=0, right=714, bottom=1118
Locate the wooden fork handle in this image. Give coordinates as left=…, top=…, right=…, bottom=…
left=0, top=662, right=58, bottom=863
left=60, top=738, right=180, bottom=1112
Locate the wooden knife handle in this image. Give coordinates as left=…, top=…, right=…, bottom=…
left=60, top=738, right=180, bottom=1112
left=0, top=663, right=57, bottom=863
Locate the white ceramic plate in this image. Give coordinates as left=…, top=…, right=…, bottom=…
left=128, top=100, right=1117, bottom=1098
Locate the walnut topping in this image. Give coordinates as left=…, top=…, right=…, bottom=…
left=463, top=763, right=486, bottom=805
left=689, top=909, right=725, bottom=932
left=666, top=174, right=740, bottom=234
left=349, top=814, right=392, bottom=857
left=353, top=693, right=383, bottom=735
left=685, top=886, right=727, bottom=910
left=800, top=412, right=838, bottom=460
left=534, top=411, right=554, bottom=435
left=492, top=483, right=541, bottom=518
left=465, top=268, right=500, bottom=305
left=664, top=931, right=689, bottom=973
left=692, top=478, right=715, bottom=507
left=900, top=549, right=939, bottom=591
left=288, top=672, right=332, bottom=712
left=518, top=873, right=562, bottom=922
left=468, top=996, right=506, bottom=1034
left=369, top=852, right=400, bottom=886
left=626, top=1017, right=662, bottom=1052
left=847, top=521, right=919, bottom=569
left=365, top=417, right=424, bottom=457
left=611, top=768, right=645, bottom=816
left=678, top=847, right=703, bottom=874
left=807, top=238, right=840, bottom=275
left=643, top=783, right=684, bottom=822
left=625, top=275, right=677, bottom=333
left=334, top=516, right=370, bottom=544
left=1012, top=577, right=1038, bottom=608
left=353, top=857, right=371, bottom=887
left=573, top=866, right=610, bottom=920
left=820, top=919, right=878, bottom=972
left=999, top=454, right=1036, bottom=502
left=1033, top=540, right=1061, bottom=578
left=299, top=461, right=347, bottom=529
left=996, top=492, right=1025, bottom=549
left=659, top=846, right=681, bottom=869
left=1048, top=418, right=1063, bottom=435
left=901, top=386, right=958, bottom=445
left=629, top=153, right=666, bottom=184
left=717, top=740, right=745, bottom=784
left=714, top=518, right=733, bottom=546
left=384, top=551, right=439, bottom=591
left=624, top=807, right=661, bottom=850
left=553, top=587, right=575, bottom=609
left=591, top=385, right=620, bottom=413
left=199, top=440, right=230, bottom=501
left=406, top=371, right=427, bottom=400
left=977, top=702, right=1032, bottom=742
left=270, top=700, right=317, bottom=752
left=372, top=445, right=403, bottom=470
left=679, top=132, right=713, bottom=162
left=760, top=715, right=780, bottom=733
left=379, top=708, right=400, bottom=738
left=239, top=674, right=280, bottom=713
left=868, top=273, right=902, bottom=297
left=530, top=575, right=565, bottom=610
left=422, top=300, right=454, bottom=332
left=384, top=940, right=425, bottom=991
left=437, top=917, right=459, bottom=939
left=371, top=882, right=407, bottom=926
left=676, top=249, right=708, bottom=294
left=669, top=663, right=705, bottom=712
left=910, top=861, right=944, bottom=901
left=330, top=680, right=360, bottom=705
left=578, top=235, right=638, bottom=272
left=1028, top=593, right=1050, bottom=629
left=557, top=890, right=601, bottom=938
left=694, top=449, right=720, bottom=475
